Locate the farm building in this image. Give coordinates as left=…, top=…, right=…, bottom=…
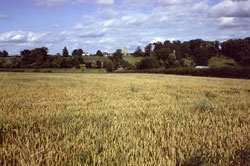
left=195, top=66, right=210, bottom=69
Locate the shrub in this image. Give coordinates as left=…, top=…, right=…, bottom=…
left=105, top=60, right=116, bottom=72
left=136, top=56, right=160, bottom=69
left=96, top=60, right=102, bottom=69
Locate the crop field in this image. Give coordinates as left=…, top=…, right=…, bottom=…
left=0, top=72, right=250, bottom=165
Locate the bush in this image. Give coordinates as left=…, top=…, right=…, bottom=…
left=105, top=60, right=116, bottom=72
left=120, top=60, right=130, bottom=68
left=32, top=69, right=41, bottom=72
left=136, top=57, right=160, bottom=69
left=96, top=60, right=102, bottom=69
left=43, top=70, right=52, bottom=73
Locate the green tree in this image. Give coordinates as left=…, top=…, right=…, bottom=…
left=105, top=60, right=115, bottom=72
left=59, top=57, right=73, bottom=68
left=221, top=38, right=250, bottom=66
left=110, top=49, right=123, bottom=62
left=62, top=47, right=69, bottom=57
left=19, top=49, right=31, bottom=66
left=133, top=46, right=143, bottom=57
left=10, top=56, right=21, bottom=68
left=144, top=44, right=152, bottom=57
left=72, top=49, right=84, bottom=64
left=182, top=58, right=195, bottom=67
left=29, top=47, right=49, bottom=67
left=72, top=49, right=83, bottom=57
left=96, top=60, right=102, bottom=68
left=194, top=47, right=213, bottom=66
left=1, top=50, right=9, bottom=57
left=154, top=48, right=171, bottom=61
left=136, top=56, right=160, bottom=69
left=96, top=50, right=103, bottom=57
left=153, top=41, right=164, bottom=51
left=163, top=53, right=180, bottom=68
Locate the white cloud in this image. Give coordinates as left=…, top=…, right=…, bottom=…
left=35, top=0, right=69, bottom=7
left=210, top=0, right=250, bottom=18
left=0, top=14, right=10, bottom=19
left=79, top=31, right=106, bottom=38
left=0, top=30, right=70, bottom=54
left=151, top=37, right=165, bottom=43
left=219, top=17, right=235, bottom=26
left=121, top=13, right=149, bottom=25
left=104, top=19, right=115, bottom=26
left=99, top=37, right=116, bottom=43
left=3, top=0, right=250, bottom=55
left=73, top=23, right=85, bottom=30
left=155, top=0, right=194, bottom=5
left=97, top=8, right=118, bottom=18
left=0, top=31, right=52, bottom=45
left=96, top=0, right=114, bottom=5
left=0, top=31, right=26, bottom=43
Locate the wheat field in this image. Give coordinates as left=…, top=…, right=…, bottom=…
left=0, top=72, right=250, bottom=166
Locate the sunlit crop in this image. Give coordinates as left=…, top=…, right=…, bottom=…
left=0, top=72, right=250, bottom=165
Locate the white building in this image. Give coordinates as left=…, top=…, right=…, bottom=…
left=82, top=52, right=89, bottom=56
left=195, top=66, right=210, bottom=69
left=122, top=47, right=128, bottom=56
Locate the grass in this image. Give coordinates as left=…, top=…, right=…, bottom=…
left=123, top=56, right=143, bottom=65
left=0, top=57, right=11, bottom=63
left=83, top=56, right=106, bottom=62
left=0, top=73, right=250, bottom=165
left=82, top=55, right=143, bottom=65
left=208, top=56, right=237, bottom=68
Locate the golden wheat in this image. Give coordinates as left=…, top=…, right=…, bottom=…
left=0, top=72, right=250, bottom=166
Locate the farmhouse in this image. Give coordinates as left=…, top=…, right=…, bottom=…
left=103, top=52, right=112, bottom=57
left=82, top=52, right=90, bottom=56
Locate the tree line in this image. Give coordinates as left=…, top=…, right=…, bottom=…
left=0, top=37, right=249, bottom=70
left=133, top=37, right=250, bottom=69
left=0, top=50, right=9, bottom=57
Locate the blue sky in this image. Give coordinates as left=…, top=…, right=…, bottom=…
left=1, top=0, right=250, bottom=55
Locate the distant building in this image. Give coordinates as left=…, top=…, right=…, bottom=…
left=122, top=47, right=128, bottom=56
left=195, top=66, right=210, bottom=69
left=103, top=52, right=112, bottom=57
left=82, top=52, right=89, bottom=56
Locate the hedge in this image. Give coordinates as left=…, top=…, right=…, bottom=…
left=116, top=67, right=250, bottom=79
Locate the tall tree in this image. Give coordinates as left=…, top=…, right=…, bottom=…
left=154, top=48, right=171, bottom=61
left=153, top=41, right=164, bottom=51
left=112, top=49, right=123, bottom=61
left=29, top=47, right=48, bottom=64
left=72, top=49, right=83, bottom=57
left=2, top=50, right=8, bottom=57
left=72, top=49, right=84, bottom=64
left=62, top=46, right=69, bottom=57
left=96, top=50, right=103, bottom=57
left=134, top=46, right=143, bottom=57
left=221, top=38, right=250, bottom=66
left=164, top=53, right=180, bottom=68
left=144, top=44, right=152, bottom=57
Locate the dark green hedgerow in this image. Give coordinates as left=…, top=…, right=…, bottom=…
left=116, top=67, right=250, bottom=79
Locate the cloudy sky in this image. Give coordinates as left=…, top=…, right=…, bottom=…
left=0, top=0, right=250, bottom=55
